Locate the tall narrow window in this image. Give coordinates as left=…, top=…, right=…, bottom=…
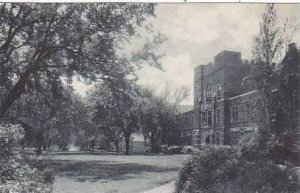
left=206, top=83, right=212, bottom=102
left=252, top=98, right=259, bottom=122
left=208, top=110, right=212, bottom=126
left=256, top=98, right=262, bottom=108
left=216, top=108, right=221, bottom=124
left=231, top=106, right=239, bottom=123
left=297, top=110, right=300, bottom=126
left=230, top=131, right=239, bottom=145
left=217, top=85, right=221, bottom=100
left=201, top=111, right=207, bottom=126
left=216, top=132, right=220, bottom=145
left=239, top=104, right=246, bottom=122
left=245, top=103, right=250, bottom=121
left=252, top=110, right=258, bottom=122
left=271, top=89, right=279, bottom=112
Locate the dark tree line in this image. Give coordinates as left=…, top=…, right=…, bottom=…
left=86, top=83, right=188, bottom=154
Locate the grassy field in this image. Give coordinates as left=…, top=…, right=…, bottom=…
left=47, top=153, right=189, bottom=193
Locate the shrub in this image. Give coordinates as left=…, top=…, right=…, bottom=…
left=237, top=129, right=300, bottom=165
left=0, top=122, right=54, bottom=193
left=176, top=146, right=299, bottom=193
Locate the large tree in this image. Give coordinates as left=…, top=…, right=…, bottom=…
left=276, top=44, right=299, bottom=135
left=271, top=44, right=300, bottom=163
left=252, top=4, right=299, bottom=134
left=252, top=4, right=284, bottom=135
left=248, top=4, right=299, bottom=163
left=89, top=79, right=139, bottom=154
left=0, top=3, right=155, bottom=119
left=138, top=87, right=188, bottom=152
left=9, top=85, right=79, bottom=154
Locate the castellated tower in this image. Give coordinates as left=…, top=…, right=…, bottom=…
left=193, top=50, right=253, bottom=146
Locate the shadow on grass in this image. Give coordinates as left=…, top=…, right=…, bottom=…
left=43, top=159, right=180, bottom=183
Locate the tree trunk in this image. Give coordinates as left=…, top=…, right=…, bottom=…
left=124, top=133, right=131, bottom=155
left=143, top=135, right=148, bottom=146
left=36, top=130, right=45, bottom=155
left=47, top=139, right=52, bottom=148
left=0, top=63, right=38, bottom=119
left=90, top=140, right=95, bottom=153
left=115, top=141, right=119, bottom=154
left=151, top=131, right=162, bottom=153
left=151, top=138, right=161, bottom=153
left=36, top=143, right=42, bottom=155
left=21, top=139, right=26, bottom=150
left=43, top=143, right=47, bottom=151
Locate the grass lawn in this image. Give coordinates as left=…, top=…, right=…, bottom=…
left=47, top=153, right=189, bottom=193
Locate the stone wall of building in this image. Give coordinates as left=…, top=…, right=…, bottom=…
left=193, top=50, right=256, bottom=145
left=227, top=90, right=261, bottom=144
left=193, top=45, right=300, bottom=147
left=193, top=51, right=249, bottom=146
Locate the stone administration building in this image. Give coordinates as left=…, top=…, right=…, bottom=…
left=188, top=44, right=300, bottom=147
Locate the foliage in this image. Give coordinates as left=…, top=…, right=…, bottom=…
left=0, top=3, right=163, bottom=155
left=87, top=83, right=187, bottom=154
left=251, top=4, right=298, bottom=134
left=0, top=3, right=155, bottom=119
left=253, top=4, right=284, bottom=65
left=130, top=32, right=167, bottom=69
left=88, top=80, right=139, bottom=154
left=138, top=87, right=188, bottom=152
left=275, top=43, right=300, bottom=135
left=0, top=122, right=53, bottom=193
left=176, top=146, right=299, bottom=193
left=0, top=123, right=24, bottom=181
left=67, top=94, right=98, bottom=151
left=251, top=4, right=299, bottom=165
left=251, top=4, right=284, bottom=135
left=237, top=117, right=300, bottom=165
left=7, top=86, right=84, bottom=154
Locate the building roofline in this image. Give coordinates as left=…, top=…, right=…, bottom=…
left=176, top=109, right=194, bottom=116
left=227, top=89, right=259, bottom=101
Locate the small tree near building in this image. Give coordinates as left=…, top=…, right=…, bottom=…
left=249, top=3, right=299, bottom=163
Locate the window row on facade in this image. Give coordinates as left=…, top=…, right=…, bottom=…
left=230, top=98, right=262, bottom=124
left=204, top=131, right=221, bottom=145
left=200, top=108, right=221, bottom=127
left=203, top=84, right=222, bottom=103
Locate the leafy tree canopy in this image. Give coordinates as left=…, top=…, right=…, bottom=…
left=0, top=3, right=156, bottom=119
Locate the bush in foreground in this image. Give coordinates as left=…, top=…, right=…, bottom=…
left=176, top=145, right=299, bottom=193
left=0, top=123, right=54, bottom=193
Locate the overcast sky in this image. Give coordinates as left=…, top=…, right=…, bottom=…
left=73, top=4, right=300, bottom=105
